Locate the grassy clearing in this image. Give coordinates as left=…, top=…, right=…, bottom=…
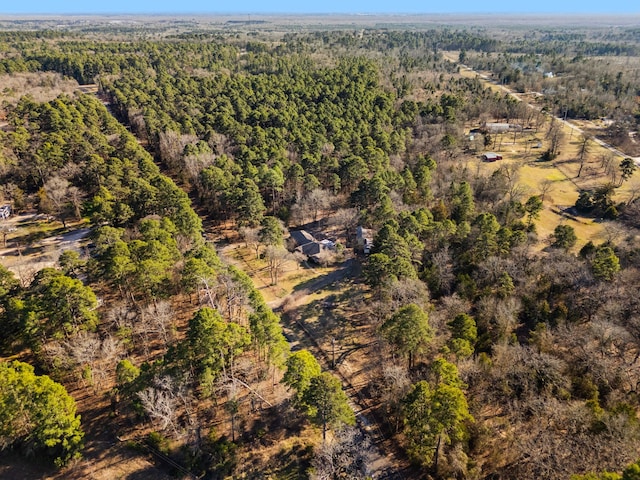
left=224, top=244, right=335, bottom=305
left=0, top=215, right=91, bottom=284
left=465, top=112, right=633, bottom=251
left=473, top=154, right=610, bottom=252
left=445, top=49, right=638, bottom=251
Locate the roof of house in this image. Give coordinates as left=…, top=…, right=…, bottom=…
left=290, top=230, right=316, bottom=247
left=298, top=242, right=322, bottom=257
left=484, top=122, right=511, bottom=132
left=483, top=122, right=522, bottom=133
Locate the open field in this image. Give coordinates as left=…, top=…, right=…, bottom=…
left=446, top=50, right=639, bottom=251
left=2, top=14, right=640, bottom=31
left=219, top=242, right=337, bottom=307
left=469, top=132, right=628, bottom=251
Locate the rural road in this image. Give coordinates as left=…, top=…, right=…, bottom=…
left=0, top=215, right=91, bottom=277
left=272, top=257, right=405, bottom=479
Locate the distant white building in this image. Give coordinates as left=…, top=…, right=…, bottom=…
left=482, top=122, right=523, bottom=134
left=0, top=205, right=11, bottom=220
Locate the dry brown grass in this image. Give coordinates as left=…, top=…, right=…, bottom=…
left=469, top=129, right=617, bottom=252
left=447, top=54, right=636, bottom=252
left=0, top=72, right=81, bottom=109
left=221, top=243, right=335, bottom=305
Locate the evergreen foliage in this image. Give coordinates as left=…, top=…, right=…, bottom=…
left=0, top=360, right=83, bottom=467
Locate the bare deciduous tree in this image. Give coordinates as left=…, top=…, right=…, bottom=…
left=299, top=189, right=332, bottom=224
left=497, top=163, right=525, bottom=203
left=66, top=186, right=83, bottom=220
left=546, top=118, right=565, bottom=158
left=576, top=134, right=592, bottom=178
left=138, top=375, right=191, bottom=438
left=380, top=364, right=412, bottom=432
left=265, top=246, right=293, bottom=285
left=44, top=331, right=123, bottom=391
left=311, top=427, right=374, bottom=480
left=142, top=300, right=175, bottom=346
left=539, top=178, right=555, bottom=203
left=184, top=153, right=215, bottom=183
left=158, top=131, right=198, bottom=171
left=476, top=296, right=522, bottom=343
left=128, top=108, right=148, bottom=141
left=387, top=278, right=431, bottom=311
left=239, top=226, right=261, bottom=259
left=43, top=175, right=70, bottom=226
left=430, top=246, right=455, bottom=296
left=330, top=208, right=360, bottom=237
left=217, top=272, right=250, bottom=324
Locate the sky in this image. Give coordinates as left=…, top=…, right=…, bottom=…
left=1, top=1, right=638, bottom=15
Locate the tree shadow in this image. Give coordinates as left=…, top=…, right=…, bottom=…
left=0, top=451, right=56, bottom=480
left=290, top=259, right=357, bottom=294
left=125, top=465, right=173, bottom=480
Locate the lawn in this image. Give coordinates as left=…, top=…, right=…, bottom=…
left=445, top=48, right=637, bottom=252
left=223, top=244, right=336, bottom=306
left=469, top=116, right=631, bottom=252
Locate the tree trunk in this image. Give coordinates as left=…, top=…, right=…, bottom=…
left=322, top=415, right=327, bottom=443
left=231, top=412, right=236, bottom=442
left=433, top=434, right=442, bottom=475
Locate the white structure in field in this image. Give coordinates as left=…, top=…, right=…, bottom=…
left=0, top=205, right=11, bottom=220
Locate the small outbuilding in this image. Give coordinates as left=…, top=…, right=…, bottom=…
left=482, top=152, right=503, bottom=162
left=356, top=226, right=374, bottom=254
left=481, top=123, right=523, bottom=134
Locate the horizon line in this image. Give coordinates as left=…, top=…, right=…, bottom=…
left=1, top=12, right=640, bottom=16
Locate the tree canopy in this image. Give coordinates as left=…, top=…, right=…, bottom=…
left=302, top=372, right=355, bottom=441
left=380, top=303, right=433, bottom=369
left=0, top=360, right=83, bottom=467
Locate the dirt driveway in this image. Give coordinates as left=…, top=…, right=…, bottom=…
left=0, top=213, right=90, bottom=282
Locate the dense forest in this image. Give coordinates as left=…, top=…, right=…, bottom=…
left=1, top=19, right=640, bottom=480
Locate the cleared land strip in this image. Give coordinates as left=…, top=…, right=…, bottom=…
left=218, top=240, right=407, bottom=477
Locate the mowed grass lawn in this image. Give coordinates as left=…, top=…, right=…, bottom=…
left=443, top=49, right=638, bottom=252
